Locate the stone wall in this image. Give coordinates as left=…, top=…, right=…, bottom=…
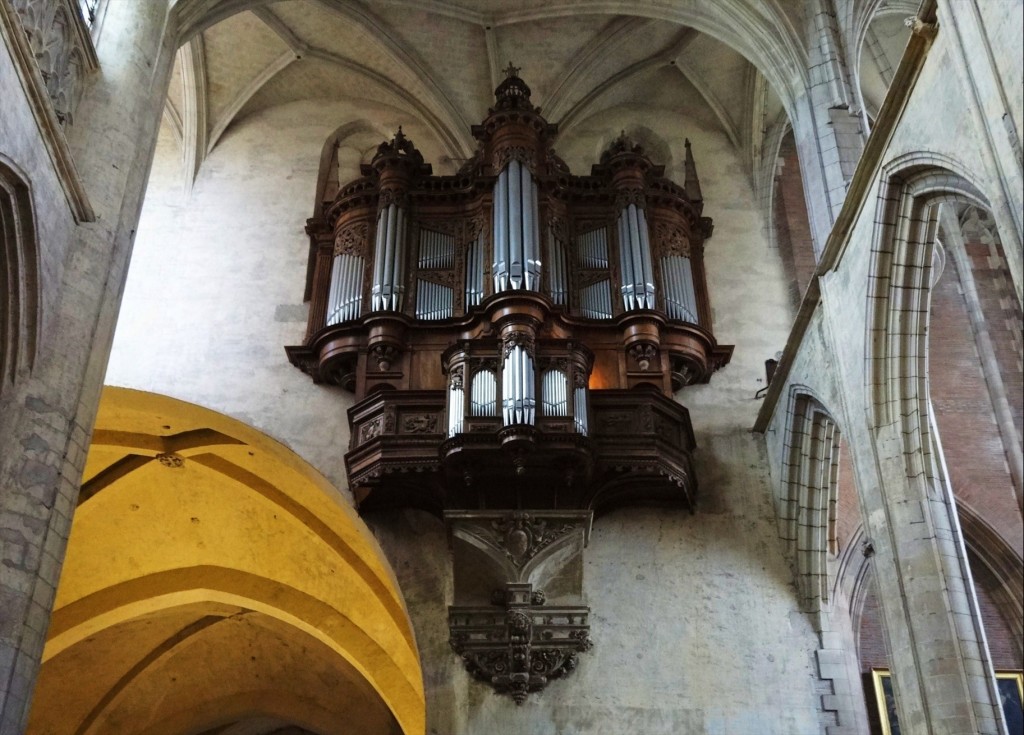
left=105, top=97, right=825, bottom=732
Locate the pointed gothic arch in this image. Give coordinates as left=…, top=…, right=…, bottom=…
left=862, top=151, right=1008, bottom=732
left=0, top=156, right=40, bottom=389
left=779, top=386, right=844, bottom=614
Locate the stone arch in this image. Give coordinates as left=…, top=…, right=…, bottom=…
left=779, top=386, right=844, bottom=613
left=849, top=503, right=1024, bottom=695
left=167, top=0, right=809, bottom=121
left=777, top=386, right=876, bottom=735
left=0, top=155, right=40, bottom=389
left=957, top=501, right=1024, bottom=654
left=866, top=154, right=988, bottom=432
left=313, top=120, right=394, bottom=214
left=861, top=153, right=1008, bottom=732
left=849, top=0, right=916, bottom=122
left=26, top=387, right=425, bottom=735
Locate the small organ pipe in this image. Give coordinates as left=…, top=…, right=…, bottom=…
left=580, top=280, right=612, bottom=319
left=327, top=253, right=364, bottom=325
left=578, top=227, right=609, bottom=269
left=502, top=344, right=536, bottom=425
left=465, top=236, right=483, bottom=308
left=471, top=370, right=497, bottom=416
left=448, top=384, right=464, bottom=437
left=549, top=231, right=568, bottom=305
left=574, top=385, right=589, bottom=435
left=542, top=369, right=568, bottom=416
left=662, top=255, right=698, bottom=323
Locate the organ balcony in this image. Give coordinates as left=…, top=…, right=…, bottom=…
left=286, top=64, right=733, bottom=701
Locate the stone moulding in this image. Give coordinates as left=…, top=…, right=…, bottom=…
left=446, top=510, right=593, bottom=703
left=2, top=0, right=96, bottom=222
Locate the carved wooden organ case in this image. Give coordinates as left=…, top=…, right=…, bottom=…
left=287, top=68, right=733, bottom=703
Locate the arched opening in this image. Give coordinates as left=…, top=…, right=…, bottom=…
left=855, top=9, right=912, bottom=124
left=771, top=128, right=816, bottom=310
left=863, top=155, right=1017, bottom=731
left=26, top=388, right=425, bottom=735
left=0, top=156, right=40, bottom=390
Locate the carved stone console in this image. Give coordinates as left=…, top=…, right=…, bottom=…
left=446, top=511, right=593, bottom=704
left=287, top=66, right=733, bottom=703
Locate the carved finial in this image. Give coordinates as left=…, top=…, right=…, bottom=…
left=492, top=63, right=534, bottom=110
left=684, top=137, right=702, bottom=203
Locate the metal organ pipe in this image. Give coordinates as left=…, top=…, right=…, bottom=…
left=509, top=161, right=523, bottom=288
left=548, top=228, right=568, bottom=306
left=415, top=280, right=453, bottom=320
left=502, top=344, right=535, bottom=425
left=617, top=203, right=655, bottom=310
left=326, top=253, right=364, bottom=325
left=371, top=203, right=407, bottom=311
left=464, top=236, right=484, bottom=308
left=492, top=160, right=541, bottom=292
left=448, top=379, right=465, bottom=437
left=578, top=227, right=609, bottom=268
left=541, top=369, right=568, bottom=416
left=580, top=280, right=613, bottom=319
left=662, top=255, right=698, bottom=323
left=470, top=370, right=497, bottom=416
left=573, top=384, right=589, bottom=435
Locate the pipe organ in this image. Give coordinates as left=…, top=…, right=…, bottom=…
left=287, top=65, right=732, bottom=703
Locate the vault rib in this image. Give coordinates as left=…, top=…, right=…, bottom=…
left=541, top=16, right=649, bottom=123
left=313, top=0, right=475, bottom=158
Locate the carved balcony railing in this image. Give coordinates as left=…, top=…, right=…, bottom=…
left=346, top=383, right=696, bottom=515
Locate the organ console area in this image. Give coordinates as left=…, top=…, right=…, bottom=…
left=286, top=64, right=732, bottom=701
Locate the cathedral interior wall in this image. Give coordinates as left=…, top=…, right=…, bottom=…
left=104, top=95, right=827, bottom=733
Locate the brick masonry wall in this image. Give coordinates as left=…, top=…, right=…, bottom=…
left=930, top=248, right=1021, bottom=549
left=835, top=437, right=863, bottom=556
left=965, top=237, right=1023, bottom=441
left=773, top=130, right=818, bottom=311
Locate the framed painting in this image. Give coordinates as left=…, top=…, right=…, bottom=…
left=871, top=669, right=900, bottom=735
left=997, top=671, right=1023, bottom=734
left=873, top=668, right=1024, bottom=735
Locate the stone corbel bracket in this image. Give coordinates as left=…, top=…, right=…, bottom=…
left=445, top=510, right=594, bottom=703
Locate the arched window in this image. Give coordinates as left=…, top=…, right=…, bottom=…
left=0, top=159, right=40, bottom=390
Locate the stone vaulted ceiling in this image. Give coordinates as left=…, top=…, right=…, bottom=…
left=160, top=0, right=791, bottom=188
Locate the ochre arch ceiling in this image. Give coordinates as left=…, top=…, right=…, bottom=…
left=160, top=0, right=796, bottom=191
left=27, top=387, right=424, bottom=735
